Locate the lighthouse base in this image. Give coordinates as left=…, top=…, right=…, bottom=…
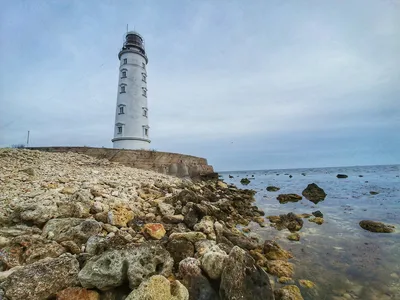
left=112, top=137, right=151, bottom=150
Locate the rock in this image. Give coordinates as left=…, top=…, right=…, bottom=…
left=274, top=285, right=303, bottom=300
left=85, top=235, right=105, bottom=255
left=369, top=191, right=379, bottom=195
left=169, top=232, right=207, bottom=243
left=263, top=240, right=293, bottom=260
left=289, top=175, right=293, bottom=178
left=60, top=240, right=81, bottom=254
left=125, top=275, right=188, bottom=300
left=299, top=279, right=315, bottom=288
left=221, top=229, right=259, bottom=250
left=194, top=239, right=216, bottom=256
left=57, top=287, right=100, bottom=300
left=0, top=236, right=10, bottom=248
left=217, top=181, right=228, bottom=189
left=287, top=233, right=300, bottom=241
left=278, top=277, right=294, bottom=284
left=308, top=217, right=324, bottom=225
left=79, top=243, right=173, bottom=290
left=42, top=218, right=102, bottom=246
left=0, top=266, right=23, bottom=283
left=158, top=202, right=175, bottom=216
left=266, top=260, right=294, bottom=278
left=336, top=174, right=348, bottom=178
left=359, top=220, right=395, bottom=233
left=107, top=206, right=134, bottom=227
left=143, top=223, right=166, bottom=240
left=103, top=223, right=119, bottom=233
left=266, top=186, right=280, bottom=192
left=178, top=258, right=218, bottom=300
left=229, top=175, right=234, bottom=178
left=220, top=246, right=274, bottom=300
left=60, top=186, right=77, bottom=195
left=21, top=167, right=35, bottom=176
left=277, top=194, right=302, bottom=204
left=312, top=210, right=323, bottom=218
left=3, top=254, right=80, bottom=300
left=193, top=216, right=215, bottom=239
left=166, top=239, right=195, bottom=269
left=162, top=214, right=185, bottom=224
left=240, top=178, right=251, bottom=185
left=270, top=213, right=303, bottom=232
left=200, top=245, right=228, bottom=279
left=301, top=183, right=326, bottom=204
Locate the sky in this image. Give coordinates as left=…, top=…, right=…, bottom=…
left=0, top=0, right=399, bottom=171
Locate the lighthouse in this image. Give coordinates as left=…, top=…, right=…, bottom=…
left=112, top=31, right=150, bottom=149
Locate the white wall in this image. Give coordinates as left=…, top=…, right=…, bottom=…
left=112, top=50, right=150, bottom=149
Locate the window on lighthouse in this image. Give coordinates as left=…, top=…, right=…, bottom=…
left=117, top=126, right=122, bottom=134
left=123, top=58, right=127, bottom=64
left=142, top=73, right=147, bottom=83
left=142, top=87, right=147, bottom=97
left=121, top=71, right=127, bottom=78
left=120, top=85, right=126, bottom=93
left=119, top=106, right=124, bottom=114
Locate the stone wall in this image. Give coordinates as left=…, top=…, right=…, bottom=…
left=27, top=147, right=215, bottom=179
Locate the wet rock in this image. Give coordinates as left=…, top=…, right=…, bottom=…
left=312, top=210, right=323, bottom=218
left=220, top=246, right=274, bottom=300
left=178, top=258, right=219, bottom=300
left=287, top=233, right=300, bottom=241
left=143, top=223, right=166, bottom=240
left=240, top=178, right=250, bottom=185
left=369, top=191, right=379, bottom=195
left=57, top=287, right=100, bottom=300
left=263, top=240, right=293, bottom=260
left=289, top=175, right=293, bottom=178
left=308, top=217, right=324, bottom=225
left=269, top=213, right=303, bottom=232
left=277, top=194, right=302, bottom=204
left=278, top=277, right=294, bottom=284
left=266, top=186, right=280, bottom=192
left=125, top=275, right=188, bottom=300
left=79, top=243, right=173, bottom=290
left=359, top=220, right=395, bottom=233
left=299, top=279, right=315, bottom=288
left=336, top=174, right=348, bottom=178
left=301, top=183, right=327, bottom=204
left=3, top=254, right=80, bottom=300
left=274, top=285, right=303, bottom=300
left=200, top=245, right=228, bottom=279
left=169, top=231, right=207, bottom=243
left=107, top=206, right=134, bottom=227
left=229, top=175, right=234, bottom=178
left=42, top=218, right=102, bottom=246
left=166, top=239, right=195, bottom=269
left=266, top=260, right=294, bottom=278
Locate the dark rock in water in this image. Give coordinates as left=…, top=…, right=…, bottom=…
left=166, top=239, right=195, bottom=269
left=336, top=174, right=348, bottom=178
left=369, top=191, right=379, bottom=195
left=266, top=186, right=280, bottom=192
left=277, top=194, right=302, bottom=204
left=359, top=175, right=363, bottom=177
left=252, top=175, right=255, bottom=177
left=312, top=210, right=323, bottom=218
left=274, top=285, right=303, bottom=300
left=302, top=183, right=327, bottom=204
left=289, top=175, right=293, bottom=178
left=276, top=174, right=279, bottom=176
left=263, top=240, right=293, bottom=260
left=287, top=233, right=300, bottom=241
left=220, top=246, right=274, bottom=300
left=269, top=213, right=303, bottom=232
left=229, top=175, right=234, bottom=178
left=240, top=178, right=251, bottom=185
left=359, top=220, right=395, bottom=233
left=301, top=173, right=306, bottom=176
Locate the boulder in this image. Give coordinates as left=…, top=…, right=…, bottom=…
left=193, top=216, right=216, bottom=240
left=359, top=220, right=395, bottom=233
left=298, top=279, right=316, bottom=288
left=263, top=240, right=293, bottom=260
left=336, top=174, right=348, bottom=178
left=266, top=186, right=280, bottom=192
left=274, top=285, right=303, bottom=300
left=143, top=223, right=166, bottom=240
left=311, top=210, right=323, bottom=218
left=266, top=260, right=294, bottom=278
left=200, top=245, right=228, bottom=279
left=107, top=206, right=134, bottom=227
left=270, top=213, right=303, bottom=232
left=169, top=232, right=207, bottom=243
left=221, top=229, right=259, bottom=250
left=301, top=183, right=326, bottom=204
left=219, top=246, right=274, bottom=300
left=125, top=275, right=188, bottom=300
left=287, top=233, right=300, bottom=241
left=56, top=287, right=100, bottom=300
left=240, top=178, right=250, bottom=185
left=158, top=202, right=175, bottom=216
left=79, top=243, right=173, bottom=290
left=277, top=194, right=302, bottom=204
left=308, top=217, right=324, bottom=225
left=42, top=218, right=102, bottom=246
left=162, top=215, right=185, bottom=224
left=3, top=254, right=80, bottom=300
left=166, top=239, right=195, bottom=269
left=194, top=239, right=216, bottom=256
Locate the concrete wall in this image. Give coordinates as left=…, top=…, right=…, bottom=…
left=28, top=147, right=215, bottom=179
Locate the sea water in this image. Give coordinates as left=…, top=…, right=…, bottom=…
left=219, top=165, right=400, bottom=300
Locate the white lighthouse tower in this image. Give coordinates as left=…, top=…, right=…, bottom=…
left=112, top=31, right=150, bottom=149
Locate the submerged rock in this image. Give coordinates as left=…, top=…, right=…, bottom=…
left=336, top=174, right=348, bottom=178
left=359, top=220, right=395, bottom=233
left=263, top=240, right=293, bottom=260
left=3, top=254, right=80, bottom=300
left=277, top=194, right=302, bottom=204
left=274, top=285, right=303, bottom=300
left=125, top=275, right=188, bottom=300
left=240, top=178, right=251, bottom=185
left=287, top=233, right=300, bottom=241
left=301, top=183, right=326, bottom=204
left=266, top=186, right=280, bottom=192
left=269, top=213, right=303, bottom=232
left=220, top=246, right=274, bottom=300
left=369, top=191, right=379, bottom=195
left=266, top=260, right=294, bottom=278
left=312, top=210, right=323, bottom=218
left=299, top=279, right=316, bottom=288
left=308, top=217, right=324, bottom=225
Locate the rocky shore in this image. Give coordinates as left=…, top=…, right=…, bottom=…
left=0, top=149, right=307, bottom=300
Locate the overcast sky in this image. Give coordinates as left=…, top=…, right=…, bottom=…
left=0, top=0, right=399, bottom=171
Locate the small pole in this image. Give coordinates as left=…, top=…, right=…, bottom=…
left=26, top=130, right=30, bottom=147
